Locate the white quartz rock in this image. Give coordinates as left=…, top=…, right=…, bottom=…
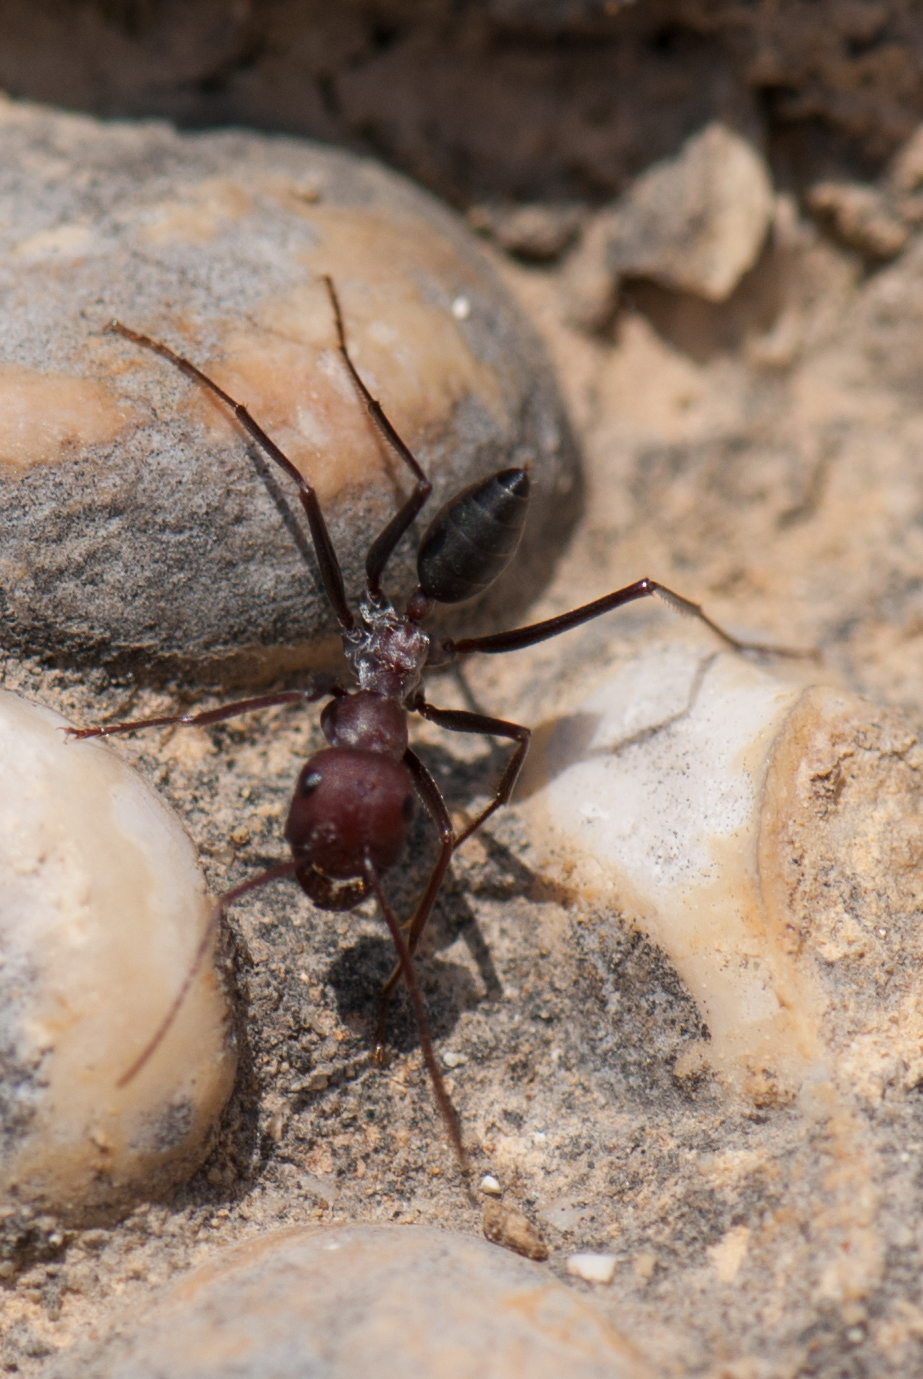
left=529, top=644, right=803, bottom=1095
left=528, top=639, right=923, bottom=1117
left=0, top=690, right=235, bottom=1226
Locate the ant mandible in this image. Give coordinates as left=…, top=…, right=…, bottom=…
left=71, top=277, right=800, bottom=1173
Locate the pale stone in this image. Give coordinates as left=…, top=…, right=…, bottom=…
left=567, top=1252, right=618, bottom=1284
left=0, top=689, right=235, bottom=1234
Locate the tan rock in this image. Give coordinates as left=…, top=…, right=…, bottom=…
left=807, top=181, right=909, bottom=260
left=564, top=123, right=774, bottom=329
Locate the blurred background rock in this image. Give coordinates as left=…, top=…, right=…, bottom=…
left=1, top=0, right=920, bottom=210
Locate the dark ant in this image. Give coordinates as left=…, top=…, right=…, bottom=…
left=70, top=277, right=806, bottom=1174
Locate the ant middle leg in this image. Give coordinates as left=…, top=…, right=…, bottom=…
left=441, top=577, right=818, bottom=661
left=373, top=748, right=453, bottom=1059
left=374, top=715, right=528, bottom=1054
left=412, top=695, right=531, bottom=849
left=362, top=850, right=468, bottom=1173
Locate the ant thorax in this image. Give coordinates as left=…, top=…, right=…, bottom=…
left=344, top=591, right=430, bottom=702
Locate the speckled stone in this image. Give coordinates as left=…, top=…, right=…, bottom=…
left=0, top=97, right=580, bottom=682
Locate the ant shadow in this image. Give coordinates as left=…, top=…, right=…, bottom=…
left=244, top=442, right=318, bottom=582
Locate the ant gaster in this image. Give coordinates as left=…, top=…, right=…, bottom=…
left=71, top=278, right=803, bottom=1173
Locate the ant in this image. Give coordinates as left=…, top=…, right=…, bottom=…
left=70, top=277, right=803, bottom=1174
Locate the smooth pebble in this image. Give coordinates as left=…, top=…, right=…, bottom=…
left=0, top=689, right=235, bottom=1234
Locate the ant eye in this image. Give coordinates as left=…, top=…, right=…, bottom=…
left=300, top=771, right=323, bottom=797
left=402, top=794, right=415, bottom=822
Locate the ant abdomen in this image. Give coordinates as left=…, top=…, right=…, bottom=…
left=417, top=467, right=531, bottom=605
left=285, top=749, right=416, bottom=905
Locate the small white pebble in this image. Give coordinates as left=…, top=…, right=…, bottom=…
left=532, top=1131, right=547, bottom=1144
left=443, top=1050, right=467, bottom=1069
left=479, top=1175, right=502, bottom=1196
left=451, top=294, right=471, bottom=320
left=566, top=1253, right=618, bottom=1284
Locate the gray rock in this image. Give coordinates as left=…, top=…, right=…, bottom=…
left=0, top=98, right=580, bottom=683
left=564, top=123, right=774, bottom=329
left=49, top=1223, right=655, bottom=1379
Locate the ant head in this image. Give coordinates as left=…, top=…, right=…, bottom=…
left=321, top=691, right=409, bottom=757
left=285, top=748, right=415, bottom=883
left=417, top=467, right=530, bottom=605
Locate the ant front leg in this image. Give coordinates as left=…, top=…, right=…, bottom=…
left=67, top=682, right=342, bottom=742
left=412, top=694, right=531, bottom=849
left=322, top=277, right=432, bottom=597
left=373, top=748, right=454, bottom=1059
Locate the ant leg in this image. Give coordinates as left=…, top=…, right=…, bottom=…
left=373, top=748, right=454, bottom=1056
left=441, top=578, right=818, bottom=660
left=322, top=277, right=432, bottom=597
left=109, top=322, right=355, bottom=631
left=67, top=683, right=341, bottom=742
left=413, top=695, right=530, bottom=848
left=362, top=849, right=468, bottom=1174
left=117, top=860, right=298, bottom=1087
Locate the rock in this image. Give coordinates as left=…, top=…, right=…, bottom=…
left=0, top=689, right=235, bottom=1239
left=567, top=1253, right=618, bottom=1284
left=886, top=122, right=923, bottom=196
left=482, top=1197, right=549, bottom=1260
left=526, top=640, right=923, bottom=1108
left=50, top=1223, right=655, bottom=1379
left=563, top=123, right=774, bottom=329
left=521, top=639, right=923, bottom=1313
left=525, top=643, right=802, bottom=1097
left=0, top=97, right=580, bottom=682
left=807, top=182, right=909, bottom=260
left=467, top=201, right=586, bottom=261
